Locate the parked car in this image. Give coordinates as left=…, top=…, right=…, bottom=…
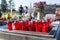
left=51, top=19, right=60, bottom=27
left=49, top=19, right=60, bottom=35
left=0, top=18, right=7, bottom=26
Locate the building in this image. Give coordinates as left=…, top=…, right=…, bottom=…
left=44, top=4, right=56, bottom=16
left=33, top=3, right=60, bottom=19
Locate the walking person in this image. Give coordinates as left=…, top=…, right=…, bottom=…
left=25, top=6, right=28, bottom=14
left=33, top=6, right=37, bottom=19
left=19, top=5, right=23, bottom=15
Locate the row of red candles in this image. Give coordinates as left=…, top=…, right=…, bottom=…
left=8, top=19, right=51, bottom=32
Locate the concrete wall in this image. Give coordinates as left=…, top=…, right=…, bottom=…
left=0, top=30, right=56, bottom=40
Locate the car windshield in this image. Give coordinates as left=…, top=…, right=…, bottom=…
left=54, top=19, right=60, bottom=21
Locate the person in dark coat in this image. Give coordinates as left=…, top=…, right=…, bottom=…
left=25, top=6, right=28, bottom=14
left=19, top=5, right=23, bottom=15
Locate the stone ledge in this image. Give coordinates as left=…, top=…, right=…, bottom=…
left=0, top=29, right=54, bottom=38
left=0, top=31, right=55, bottom=40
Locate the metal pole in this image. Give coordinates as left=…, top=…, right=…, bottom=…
left=11, top=4, right=12, bottom=15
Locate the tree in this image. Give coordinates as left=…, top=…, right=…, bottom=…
left=1, top=0, right=8, bottom=12
left=34, top=2, right=46, bottom=19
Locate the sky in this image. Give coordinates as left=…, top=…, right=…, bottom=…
left=0, top=0, right=60, bottom=10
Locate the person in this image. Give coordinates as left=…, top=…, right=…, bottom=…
left=19, top=5, right=23, bottom=15
left=25, top=6, right=28, bottom=14
left=33, top=6, right=37, bottom=19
